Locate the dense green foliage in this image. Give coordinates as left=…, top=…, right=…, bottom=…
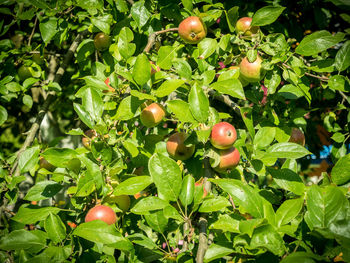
left=0, top=0, right=350, bottom=262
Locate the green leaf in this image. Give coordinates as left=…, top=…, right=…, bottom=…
left=276, top=198, right=304, bottom=227
left=133, top=53, right=151, bottom=86
left=264, top=70, right=281, bottom=94
left=199, top=196, right=231, bottom=212
left=210, top=214, right=240, bottom=233
left=210, top=79, right=245, bottom=100
left=73, top=103, right=94, bottom=128
left=113, top=95, right=142, bottom=121
left=11, top=205, right=60, bottom=224
left=267, top=168, right=305, bottom=195
left=0, top=105, right=8, bottom=125
left=39, top=17, right=58, bottom=44
left=44, top=213, right=66, bottom=244
left=144, top=210, right=168, bottom=233
left=304, top=185, right=347, bottom=230
left=250, top=224, right=285, bottom=256
left=42, top=148, right=78, bottom=168
left=204, top=243, right=234, bottom=262
left=118, top=27, right=136, bottom=59
left=172, top=59, right=192, bottom=80
left=166, top=100, right=196, bottom=123
left=79, top=155, right=104, bottom=193
left=281, top=252, right=323, bottom=263
left=73, top=221, right=133, bottom=252
left=131, top=0, right=151, bottom=28
left=211, top=179, right=265, bottom=218
left=18, top=145, right=40, bottom=173
left=179, top=175, right=195, bottom=207
left=153, top=79, right=184, bottom=97
left=128, top=233, right=158, bottom=250
left=114, top=176, right=152, bottom=196
left=331, top=154, right=350, bottom=185
left=181, top=0, right=193, bottom=10
left=265, top=142, right=311, bottom=159
left=163, top=205, right=183, bottom=221
left=130, top=90, right=156, bottom=101
left=157, top=46, right=177, bottom=70
left=254, top=127, right=276, bottom=149
left=24, top=181, right=63, bottom=201
left=198, top=38, right=217, bottom=59
left=295, top=31, right=345, bottom=56
left=335, top=41, right=350, bottom=71
left=80, top=86, right=103, bottom=121
left=148, top=153, right=182, bottom=201
left=130, top=196, right=168, bottom=214
left=225, top=6, right=239, bottom=32
left=0, top=230, right=47, bottom=252
left=91, top=14, right=112, bottom=35
left=251, top=6, right=286, bottom=26
left=328, top=75, right=348, bottom=92
left=188, top=85, right=209, bottom=123
left=23, top=94, right=33, bottom=108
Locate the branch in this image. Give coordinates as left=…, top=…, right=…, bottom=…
left=143, top=28, right=179, bottom=53
left=282, top=62, right=329, bottom=82
left=27, top=16, right=38, bottom=47
left=208, top=90, right=241, bottom=117
left=196, top=158, right=213, bottom=263
left=11, top=31, right=88, bottom=177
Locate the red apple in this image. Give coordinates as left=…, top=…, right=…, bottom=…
left=236, top=17, right=259, bottom=36
left=85, top=205, right=117, bottom=225
left=212, top=147, right=240, bottom=172
left=178, top=16, right=207, bottom=44
left=289, top=127, right=305, bottom=146
left=140, top=103, right=166, bottom=128
left=166, top=132, right=195, bottom=161
left=239, top=55, right=263, bottom=83
left=210, top=122, right=237, bottom=150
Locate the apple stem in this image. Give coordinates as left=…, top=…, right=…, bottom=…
left=143, top=28, right=179, bottom=53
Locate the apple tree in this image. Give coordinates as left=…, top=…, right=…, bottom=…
left=0, top=0, right=350, bottom=262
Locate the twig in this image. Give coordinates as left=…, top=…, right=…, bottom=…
left=229, top=194, right=236, bottom=209
left=143, top=28, right=179, bottom=53
left=208, top=90, right=241, bottom=117
left=339, top=91, right=350, bottom=105
left=196, top=158, right=213, bottom=263
left=27, top=16, right=38, bottom=47
left=282, top=62, right=329, bottom=82
left=10, top=31, right=88, bottom=177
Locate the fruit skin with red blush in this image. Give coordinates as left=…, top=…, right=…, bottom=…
left=236, top=17, right=259, bottom=36
left=239, top=55, right=263, bottom=83
left=140, top=103, right=166, bottom=128
left=210, top=122, right=237, bottom=150
left=212, top=147, right=240, bottom=172
left=104, top=78, right=115, bottom=93
left=178, top=16, right=207, bottom=44
left=85, top=205, right=117, bottom=225
left=166, top=132, right=195, bottom=161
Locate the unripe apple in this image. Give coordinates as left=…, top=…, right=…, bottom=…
left=18, top=65, right=32, bottom=81
left=94, top=32, right=110, bottom=51
left=104, top=77, right=115, bottom=93
left=85, top=205, right=117, bottom=225
left=236, top=17, right=259, bottom=36
left=212, top=147, right=240, bottom=172
left=104, top=194, right=130, bottom=212
left=289, top=127, right=305, bottom=146
left=239, top=55, right=263, bottom=83
left=178, top=16, right=207, bottom=44
left=140, top=103, right=166, bottom=128
left=166, top=132, right=195, bottom=161
left=39, top=157, right=55, bottom=171
left=210, top=122, right=237, bottom=150
left=82, top=129, right=97, bottom=149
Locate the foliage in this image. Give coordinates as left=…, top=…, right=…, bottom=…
left=0, top=0, right=350, bottom=262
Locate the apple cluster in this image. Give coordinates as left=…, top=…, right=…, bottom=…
left=210, top=122, right=240, bottom=172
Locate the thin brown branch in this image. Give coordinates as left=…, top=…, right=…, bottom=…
left=339, top=91, right=350, bottom=105
left=11, top=31, right=88, bottom=177
left=282, top=62, right=329, bottom=82
left=143, top=28, right=179, bottom=53
left=196, top=158, right=213, bottom=263
left=27, top=16, right=38, bottom=47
